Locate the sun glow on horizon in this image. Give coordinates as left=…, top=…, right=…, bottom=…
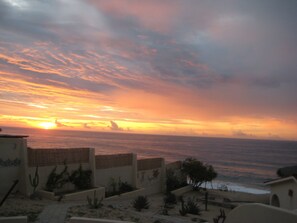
left=38, top=122, right=57, bottom=130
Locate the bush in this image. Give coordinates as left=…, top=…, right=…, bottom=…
left=106, top=178, right=134, bottom=197
left=166, top=169, right=180, bottom=192
left=166, top=169, right=187, bottom=192
left=186, top=198, right=200, bottom=215
left=69, top=165, right=92, bottom=190
left=87, top=191, right=103, bottom=209
left=179, top=196, right=200, bottom=216
left=119, top=181, right=134, bottom=194
left=132, top=196, right=150, bottom=212
left=46, top=164, right=69, bottom=192
left=164, top=192, right=177, bottom=208
left=179, top=196, right=188, bottom=216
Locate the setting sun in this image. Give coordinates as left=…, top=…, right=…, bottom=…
left=38, top=122, right=57, bottom=130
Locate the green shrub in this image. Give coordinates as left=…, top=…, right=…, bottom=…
left=46, top=164, right=69, bottom=192
left=69, top=164, right=92, bottom=190
left=179, top=196, right=200, bottom=216
left=29, top=166, right=41, bottom=199
left=87, top=191, right=103, bottom=209
left=166, top=169, right=187, bottom=192
left=161, top=207, right=169, bottom=215
left=119, top=181, right=134, bottom=194
left=132, top=196, right=150, bottom=212
left=179, top=196, right=188, bottom=216
left=186, top=198, right=200, bottom=215
left=164, top=192, right=177, bottom=208
left=166, top=170, right=179, bottom=192
left=106, top=178, right=134, bottom=196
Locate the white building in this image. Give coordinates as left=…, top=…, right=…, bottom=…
left=225, top=203, right=297, bottom=223
left=0, top=134, right=28, bottom=195
left=265, top=176, right=297, bottom=210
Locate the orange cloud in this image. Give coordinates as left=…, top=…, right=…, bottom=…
left=1, top=1, right=297, bottom=140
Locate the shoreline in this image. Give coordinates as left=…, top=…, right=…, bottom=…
left=204, top=180, right=270, bottom=195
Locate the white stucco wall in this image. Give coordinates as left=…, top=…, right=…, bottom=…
left=26, top=163, right=91, bottom=196
left=95, top=165, right=135, bottom=192
left=0, top=137, right=27, bottom=195
left=136, top=158, right=166, bottom=195
left=225, top=203, right=297, bottom=223
left=137, top=167, right=163, bottom=195
left=94, top=153, right=137, bottom=192
left=270, top=180, right=297, bottom=210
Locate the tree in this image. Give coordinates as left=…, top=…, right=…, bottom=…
left=205, top=164, right=217, bottom=188
left=181, top=158, right=217, bottom=190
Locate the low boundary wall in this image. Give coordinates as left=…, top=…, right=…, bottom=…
left=70, top=217, right=133, bottom=223
left=0, top=216, right=27, bottom=223
left=171, top=185, right=192, bottom=196
left=104, top=188, right=145, bottom=201
left=38, top=187, right=105, bottom=201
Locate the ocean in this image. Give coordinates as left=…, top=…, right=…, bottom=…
left=2, top=127, right=297, bottom=194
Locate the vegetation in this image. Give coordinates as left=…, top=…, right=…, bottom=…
left=164, top=192, right=177, bottom=208
left=276, top=165, right=297, bottom=178
left=179, top=196, right=201, bottom=216
left=109, top=177, right=117, bottom=195
left=179, top=196, right=188, bottom=216
left=29, top=166, right=39, bottom=194
left=119, top=181, right=134, bottom=194
left=45, top=163, right=93, bottom=193
left=182, top=158, right=217, bottom=190
left=69, top=164, right=92, bottom=190
left=106, top=177, right=134, bottom=197
left=161, top=207, right=169, bottom=215
left=87, top=191, right=103, bottom=209
left=166, top=168, right=187, bottom=192
left=213, top=209, right=226, bottom=223
left=186, top=198, right=200, bottom=215
left=132, top=196, right=150, bottom=212
left=46, top=164, right=69, bottom=192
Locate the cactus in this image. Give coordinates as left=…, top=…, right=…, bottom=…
left=186, top=198, right=200, bottom=215
left=29, top=166, right=39, bottom=193
left=87, top=191, right=102, bottom=209
left=132, top=196, right=150, bottom=212
left=213, top=209, right=226, bottom=223
left=179, top=196, right=188, bottom=216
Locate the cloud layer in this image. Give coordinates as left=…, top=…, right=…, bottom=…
left=0, top=0, right=297, bottom=139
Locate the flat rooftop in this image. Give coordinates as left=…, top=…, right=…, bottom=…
left=0, top=134, right=28, bottom=138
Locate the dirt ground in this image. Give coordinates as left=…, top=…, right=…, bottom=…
left=0, top=189, right=269, bottom=223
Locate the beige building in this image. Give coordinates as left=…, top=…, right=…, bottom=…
left=265, top=176, right=297, bottom=210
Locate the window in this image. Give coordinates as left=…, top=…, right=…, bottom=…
left=271, top=194, right=280, bottom=207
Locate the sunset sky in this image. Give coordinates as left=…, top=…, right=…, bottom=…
left=0, top=0, right=297, bottom=140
